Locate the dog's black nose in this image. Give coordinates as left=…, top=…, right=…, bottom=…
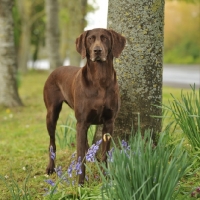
left=94, top=46, right=102, bottom=54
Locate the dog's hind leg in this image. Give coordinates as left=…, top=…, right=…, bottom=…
left=45, top=102, right=62, bottom=174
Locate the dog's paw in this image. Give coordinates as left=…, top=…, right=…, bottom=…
left=46, top=163, right=55, bottom=175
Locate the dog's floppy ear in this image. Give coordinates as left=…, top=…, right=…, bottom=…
left=109, top=29, right=126, bottom=58
left=76, top=30, right=88, bottom=59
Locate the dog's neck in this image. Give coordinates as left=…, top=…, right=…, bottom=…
left=84, top=55, right=116, bottom=88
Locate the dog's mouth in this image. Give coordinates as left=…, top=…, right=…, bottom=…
left=90, top=56, right=106, bottom=62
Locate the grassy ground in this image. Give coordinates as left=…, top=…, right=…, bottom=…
left=0, top=70, right=198, bottom=199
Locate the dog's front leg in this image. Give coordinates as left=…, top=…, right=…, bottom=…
left=102, top=119, right=114, bottom=163
left=76, top=121, right=89, bottom=185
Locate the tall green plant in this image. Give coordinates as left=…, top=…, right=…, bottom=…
left=56, top=115, right=96, bottom=149
left=163, top=85, right=200, bottom=150
left=98, top=131, right=189, bottom=200
left=0, top=169, right=31, bottom=200
left=56, top=115, right=76, bottom=149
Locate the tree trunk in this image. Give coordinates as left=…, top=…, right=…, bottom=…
left=17, top=22, right=31, bottom=73
left=16, top=0, right=31, bottom=73
left=45, top=0, right=61, bottom=70
left=59, top=0, right=87, bottom=66
left=94, top=0, right=164, bottom=143
left=0, top=0, right=23, bottom=107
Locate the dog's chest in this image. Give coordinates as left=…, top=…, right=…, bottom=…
left=86, top=94, right=117, bottom=124
left=86, top=105, right=113, bottom=125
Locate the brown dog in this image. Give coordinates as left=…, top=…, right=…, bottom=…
left=43, top=28, right=126, bottom=184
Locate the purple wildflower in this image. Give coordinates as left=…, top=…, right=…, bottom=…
left=86, top=151, right=93, bottom=162
left=45, top=179, right=55, bottom=186
left=71, top=151, right=76, bottom=158
left=108, top=147, right=114, bottom=162
left=50, top=145, right=56, bottom=160
left=54, top=166, right=62, bottom=178
left=86, top=139, right=102, bottom=162
left=96, top=139, right=102, bottom=146
left=121, top=140, right=130, bottom=158
left=121, top=140, right=130, bottom=150
left=75, top=156, right=82, bottom=175
left=68, top=160, right=75, bottom=178
left=55, top=166, right=69, bottom=183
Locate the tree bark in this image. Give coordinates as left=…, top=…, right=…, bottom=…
left=94, top=0, right=164, bottom=143
left=59, top=0, right=87, bottom=66
left=16, top=0, right=32, bottom=73
left=110, top=0, right=164, bottom=141
left=45, top=0, right=61, bottom=70
left=17, top=21, right=31, bottom=73
left=0, top=0, right=23, bottom=107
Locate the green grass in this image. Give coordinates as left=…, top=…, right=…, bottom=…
left=0, top=70, right=199, bottom=199
left=0, top=70, right=74, bottom=199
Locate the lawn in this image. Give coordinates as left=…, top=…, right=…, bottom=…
left=0, top=70, right=199, bottom=199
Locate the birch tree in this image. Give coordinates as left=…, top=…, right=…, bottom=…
left=45, top=0, right=61, bottom=70
left=17, top=0, right=45, bottom=72
left=59, top=0, right=88, bottom=66
left=16, top=0, right=32, bottom=73
left=0, top=0, right=23, bottom=107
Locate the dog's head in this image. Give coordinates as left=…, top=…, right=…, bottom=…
left=76, top=28, right=126, bottom=62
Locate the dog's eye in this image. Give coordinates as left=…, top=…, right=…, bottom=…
left=101, top=35, right=107, bottom=42
left=88, top=36, right=95, bottom=43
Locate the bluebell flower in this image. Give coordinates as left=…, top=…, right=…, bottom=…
left=75, top=156, right=82, bottom=175
left=121, top=140, right=130, bottom=158
left=86, top=151, right=94, bottom=162
left=96, top=139, right=102, bottom=146
left=121, top=140, right=130, bottom=150
left=45, top=179, right=55, bottom=186
left=71, top=151, right=76, bottom=158
left=108, top=147, right=115, bottom=162
left=68, top=160, right=75, bottom=178
left=86, top=139, right=102, bottom=162
left=55, top=166, right=69, bottom=183
left=54, top=166, right=62, bottom=178
left=50, top=145, right=56, bottom=160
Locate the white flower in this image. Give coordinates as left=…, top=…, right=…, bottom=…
left=5, top=175, right=9, bottom=179
left=22, top=166, right=26, bottom=171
